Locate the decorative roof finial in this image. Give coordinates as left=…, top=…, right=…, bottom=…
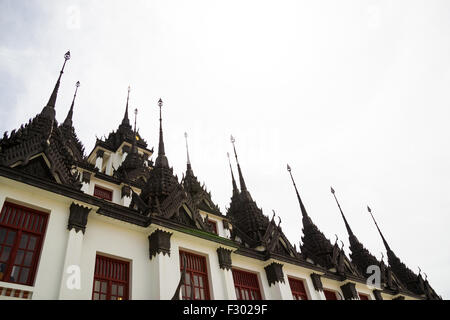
left=227, top=152, right=239, bottom=196
left=155, top=98, right=168, bottom=167
left=63, top=81, right=80, bottom=127
left=330, top=186, right=354, bottom=236
left=128, top=107, right=139, bottom=156
left=121, top=86, right=131, bottom=126
left=184, top=132, right=191, bottom=169
left=367, top=205, right=391, bottom=251
left=230, top=135, right=249, bottom=194
left=286, top=164, right=308, bottom=219
left=134, top=108, right=138, bottom=133
left=42, top=50, right=71, bottom=118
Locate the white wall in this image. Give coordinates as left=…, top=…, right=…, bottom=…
left=0, top=176, right=419, bottom=301
left=0, top=177, right=71, bottom=299
left=78, top=214, right=152, bottom=300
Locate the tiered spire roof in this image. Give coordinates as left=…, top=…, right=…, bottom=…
left=287, top=165, right=335, bottom=269
left=0, top=51, right=81, bottom=189
left=114, top=108, right=151, bottom=186
left=226, top=136, right=269, bottom=245
left=60, top=81, right=85, bottom=162
left=41, top=51, right=71, bottom=119
left=96, top=86, right=150, bottom=153
left=367, top=206, right=439, bottom=298
left=330, top=187, right=381, bottom=275
left=182, top=132, right=221, bottom=215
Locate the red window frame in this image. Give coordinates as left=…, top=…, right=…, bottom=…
left=92, top=255, right=129, bottom=300
left=232, top=268, right=262, bottom=300
left=207, top=219, right=218, bottom=235
left=0, top=202, right=48, bottom=286
left=288, top=277, right=309, bottom=300
left=359, top=293, right=370, bottom=300
left=324, top=289, right=338, bottom=300
left=93, top=185, right=113, bottom=201
left=179, top=250, right=210, bottom=300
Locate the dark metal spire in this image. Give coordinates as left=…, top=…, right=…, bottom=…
left=227, top=152, right=239, bottom=197
left=287, top=164, right=308, bottom=219
left=122, top=86, right=131, bottom=126
left=230, top=135, right=252, bottom=200
left=184, top=132, right=192, bottom=171
left=330, top=187, right=354, bottom=236
left=155, top=98, right=169, bottom=167
left=41, top=51, right=71, bottom=119
left=287, top=164, right=335, bottom=269
left=131, top=108, right=138, bottom=154
left=367, top=206, right=391, bottom=251
left=63, top=81, right=80, bottom=127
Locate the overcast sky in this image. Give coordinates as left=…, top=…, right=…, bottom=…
left=1, top=0, right=449, bottom=298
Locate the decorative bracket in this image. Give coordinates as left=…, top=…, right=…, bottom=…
left=96, top=149, right=104, bottom=158
left=264, top=262, right=284, bottom=286
left=121, top=185, right=131, bottom=198
left=373, top=289, right=383, bottom=300
left=310, top=273, right=323, bottom=292
left=149, top=229, right=172, bottom=259
left=340, top=282, right=359, bottom=300
left=122, top=145, right=131, bottom=154
left=217, top=247, right=232, bottom=270
left=82, top=171, right=91, bottom=184
left=68, top=202, right=90, bottom=234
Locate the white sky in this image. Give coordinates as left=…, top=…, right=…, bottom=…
left=1, top=0, right=449, bottom=298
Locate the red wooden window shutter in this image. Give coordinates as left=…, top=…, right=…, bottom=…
left=232, top=268, right=262, bottom=300
left=358, top=293, right=370, bottom=300
left=93, top=185, right=113, bottom=201
left=179, top=250, right=210, bottom=300
left=323, top=289, right=338, bottom=300
left=92, top=255, right=129, bottom=300
left=288, top=277, right=309, bottom=300
left=0, top=202, right=49, bottom=286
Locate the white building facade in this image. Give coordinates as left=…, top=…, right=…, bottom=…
left=0, top=52, right=441, bottom=300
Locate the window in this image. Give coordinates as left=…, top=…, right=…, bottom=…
left=323, top=289, right=338, bottom=300
left=232, top=269, right=262, bottom=300
left=207, top=219, right=218, bottom=235
left=179, top=250, right=210, bottom=300
left=94, top=185, right=113, bottom=201
left=288, top=277, right=309, bottom=300
left=92, top=255, right=129, bottom=300
left=359, top=293, right=370, bottom=300
left=0, top=202, right=48, bottom=286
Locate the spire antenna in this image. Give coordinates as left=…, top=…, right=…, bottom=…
left=287, top=164, right=308, bottom=218
left=42, top=51, right=71, bottom=118
left=158, top=98, right=164, bottom=155
left=134, top=108, right=138, bottom=134
left=63, top=81, right=80, bottom=127
left=121, top=85, right=131, bottom=126
left=230, top=135, right=249, bottom=195
left=155, top=98, right=168, bottom=167
left=184, top=132, right=191, bottom=168
left=330, top=186, right=354, bottom=236
left=227, top=152, right=239, bottom=196
left=367, top=206, right=391, bottom=251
